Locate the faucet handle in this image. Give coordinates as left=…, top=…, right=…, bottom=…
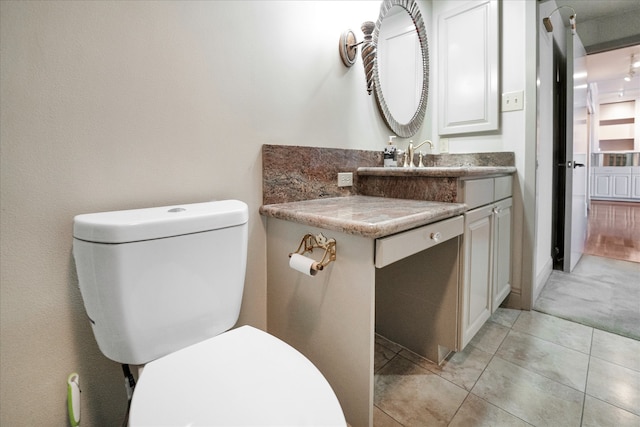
left=399, top=150, right=409, bottom=168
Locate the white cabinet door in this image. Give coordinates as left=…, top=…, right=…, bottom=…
left=492, top=197, right=512, bottom=312
left=591, top=167, right=635, bottom=200
left=438, top=0, right=498, bottom=135
left=612, top=174, right=632, bottom=198
left=460, top=204, right=493, bottom=349
left=593, top=174, right=612, bottom=197
left=633, top=175, right=640, bottom=199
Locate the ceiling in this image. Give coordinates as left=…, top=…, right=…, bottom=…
left=586, top=46, right=640, bottom=103
left=542, top=0, right=640, bottom=103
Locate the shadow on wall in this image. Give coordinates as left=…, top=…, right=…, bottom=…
left=67, top=253, right=128, bottom=426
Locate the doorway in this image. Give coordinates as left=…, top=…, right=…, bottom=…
left=551, top=40, right=567, bottom=270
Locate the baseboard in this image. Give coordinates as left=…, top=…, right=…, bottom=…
left=533, top=257, right=553, bottom=304
left=502, top=289, right=522, bottom=309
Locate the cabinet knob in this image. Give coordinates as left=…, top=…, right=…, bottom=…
left=493, top=207, right=502, bottom=214
left=430, top=232, right=442, bottom=242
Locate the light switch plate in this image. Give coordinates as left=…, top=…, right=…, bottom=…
left=502, top=90, right=524, bottom=112
left=439, top=138, right=449, bottom=153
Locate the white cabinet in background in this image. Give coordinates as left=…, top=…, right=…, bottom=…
left=593, top=174, right=614, bottom=198
left=458, top=176, right=512, bottom=349
left=591, top=166, right=636, bottom=200
left=612, top=175, right=632, bottom=198
left=633, top=169, right=640, bottom=199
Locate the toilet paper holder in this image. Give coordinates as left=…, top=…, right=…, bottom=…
left=289, top=232, right=337, bottom=271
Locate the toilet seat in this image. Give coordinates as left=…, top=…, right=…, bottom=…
left=128, top=326, right=346, bottom=426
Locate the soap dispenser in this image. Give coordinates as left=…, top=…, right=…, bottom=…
left=383, top=135, right=397, bottom=167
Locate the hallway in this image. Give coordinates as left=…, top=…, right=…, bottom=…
left=534, top=254, right=640, bottom=340
left=583, top=201, right=640, bottom=263
left=535, top=200, right=640, bottom=340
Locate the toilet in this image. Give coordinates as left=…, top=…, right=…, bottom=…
left=73, top=200, right=346, bottom=426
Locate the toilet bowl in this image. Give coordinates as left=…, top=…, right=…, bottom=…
left=72, top=200, right=345, bottom=426
left=129, top=326, right=345, bottom=426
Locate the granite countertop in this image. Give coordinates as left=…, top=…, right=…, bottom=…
left=259, top=196, right=466, bottom=239
left=357, top=166, right=517, bottom=177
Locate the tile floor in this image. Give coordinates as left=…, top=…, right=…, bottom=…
left=374, top=308, right=640, bottom=426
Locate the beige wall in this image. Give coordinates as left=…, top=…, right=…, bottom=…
left=1, top=1, right=533, bottom=425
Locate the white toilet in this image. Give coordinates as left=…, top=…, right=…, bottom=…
left=73, top=200, right=346, bottom=426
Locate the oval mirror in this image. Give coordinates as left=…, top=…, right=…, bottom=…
left=373, top=0, right=429, bottom=137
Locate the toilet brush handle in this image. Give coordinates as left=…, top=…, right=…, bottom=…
left=67, top=373, right=81, bottom=427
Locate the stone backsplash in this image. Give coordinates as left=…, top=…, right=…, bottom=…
left=262, top=145, right=382, bottom=204
left=262, top=144, right=515, bottom=205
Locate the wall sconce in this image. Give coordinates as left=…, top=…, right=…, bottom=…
left=339, top=21, right=376, bottom=95
left=542, top=5, right=577, bottom=35
left=338, top=29, right=360, bottom=67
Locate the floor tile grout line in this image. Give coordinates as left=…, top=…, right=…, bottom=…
left=376, top=349, right=474, bottom=425
left=490, top=351, right=589, bottom=394
left=583, top=393, right=640, bottom=418
left=579, top=330, right=595, bottom=427
left=373, top=399, right=405, bottom=427
left=443, top=312, right=518, bottom=423
left=373, top=352, right=410, bottom=427
left=588, top=352, right=640, bottom=373
left=458, top=392, right=535, bottom=427
left=583, top=356, right=640, bottom=417
left=508, top=326, right=593, bottom=356
left=490, top=324, right=592, bottom=394
left=472, top=310, right=593, bottom=423
left=446, top=392, right=471, bottom=426
left=447, top=313, right=536, bottom=425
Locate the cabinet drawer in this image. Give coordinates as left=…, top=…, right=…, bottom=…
left=375, top=215, right=463, bottom=268
left=494, top=176, right=513, bottom=200
left=462, top=179, right=494, bottom=209
left=594, top=167, right=632, bottom=175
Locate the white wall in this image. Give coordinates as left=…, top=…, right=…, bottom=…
left=0, top=0, right=534, bottom=425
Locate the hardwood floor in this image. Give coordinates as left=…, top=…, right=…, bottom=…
left=584, top=201, right=640, bottom=263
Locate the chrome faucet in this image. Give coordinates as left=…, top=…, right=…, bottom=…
left=407, top=140, right=433, bottom=167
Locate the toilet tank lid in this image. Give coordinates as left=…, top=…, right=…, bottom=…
left=73, top=200, right=248, bottom=243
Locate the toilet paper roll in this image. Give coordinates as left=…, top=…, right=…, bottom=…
left=289, top=253, right=318, bottom=276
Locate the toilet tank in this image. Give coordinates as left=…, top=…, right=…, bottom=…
left=73, top=200, right=248, bottom=365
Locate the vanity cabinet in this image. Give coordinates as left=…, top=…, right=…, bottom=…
left=261, top=197, right=466, bottom=427
left=265, top=218, right=376, bottom=427
left=458, top=176, right=512, bottom=349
